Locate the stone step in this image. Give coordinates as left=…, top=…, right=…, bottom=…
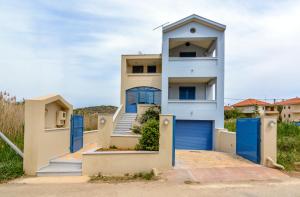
left=119, top=118, right=136, bottom=121
left=117, top=120, right=134, bottom=124
left=49, top=160, right=82, bottom=169
left=116, top=123, right=132, bottom=127
left=115, top=128, right=131, bottom=131
left=37, top=167, right=82, bottom=176
left=36, top=159, right=82, bottom=177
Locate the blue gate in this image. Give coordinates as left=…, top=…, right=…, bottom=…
left=236, top=118, right=261, bottom=163
left=70, top=115, right=84, bottom=153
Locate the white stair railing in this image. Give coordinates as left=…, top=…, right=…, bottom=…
left=0, top=131, right=23, bottom=158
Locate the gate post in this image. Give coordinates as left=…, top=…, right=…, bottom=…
left=23, top=95, right=72, bottom=175
left=98, top=114, right=113, bottom=149
left=260, top=116, right=277, bottom=166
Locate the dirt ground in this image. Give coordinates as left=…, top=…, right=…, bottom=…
left=2, top=178, right=300, bottom=197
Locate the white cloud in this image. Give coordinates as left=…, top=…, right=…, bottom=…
left=0, top=0, right=300, bottom=107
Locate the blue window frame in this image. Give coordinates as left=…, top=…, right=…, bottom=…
left=126, top=87, right=161, bottom=113
left=179, top=87, right=195, bottom=100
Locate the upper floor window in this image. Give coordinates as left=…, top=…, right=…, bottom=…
left=179, top=52, right=196, bottom=57
left=132, top=65, right=144, bottom=73
left=147, top=65, right=156, bottom=73
left=288, top=106, right=291, bottom=109
left=179, top=87, right=195, bottom=100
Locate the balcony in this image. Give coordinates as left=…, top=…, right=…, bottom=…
left=125, top=58, right=162, bottom=89
left=168, top=77, right=216, bottom=102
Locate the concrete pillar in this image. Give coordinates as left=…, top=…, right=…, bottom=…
left=260, top=116, right=277, bottom=166
left=23, top=95, right=72, bottom=175
left=98, top=114, right=113, bottom=149
left=159, top=114, right=174, bottom=168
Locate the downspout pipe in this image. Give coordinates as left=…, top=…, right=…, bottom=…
left=0, top=131, right=23, bottom=158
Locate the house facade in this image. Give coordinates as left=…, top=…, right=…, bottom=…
left=275, top=97, right=300, bottom=122
left=118, top=14, right=226, bottom=150
left=232, top=98, right=277, bottom=117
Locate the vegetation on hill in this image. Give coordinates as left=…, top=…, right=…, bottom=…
left=73, top=105, right=117, bottom=131
left=0, top=91, right=24, bottom=182
left=74, top=105, right=117, bottom=115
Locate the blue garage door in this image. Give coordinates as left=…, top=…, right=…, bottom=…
left=175, top=120, right=213, bottom=150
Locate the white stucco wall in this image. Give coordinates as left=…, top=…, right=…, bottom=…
left=161, top=21, right=225, bottom=131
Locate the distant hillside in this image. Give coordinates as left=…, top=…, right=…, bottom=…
left=74, top=105, right=117, bottom=115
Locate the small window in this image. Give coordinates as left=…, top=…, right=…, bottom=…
left=283, top=106, right=286, bottom=109
left=147, top=65, right=156, bottom=73
left=288, top=114, right=291, bottom=118
left=288, top=106, right=291, bottom=109
left=284, top=114, right=286, bottom=118
left=179, top=87, right=195, bottom=100
left=132, top=65, right=144, bottom=73
left=190, top=27, right=196, bottom=33
left=179, top=52, right=196, bottom=57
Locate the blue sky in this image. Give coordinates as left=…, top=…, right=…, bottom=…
left=0, top=0, right=300, bottom=107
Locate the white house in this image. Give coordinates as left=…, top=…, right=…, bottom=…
left=118, top=14, right=226, bottom=150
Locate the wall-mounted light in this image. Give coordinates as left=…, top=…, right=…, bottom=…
left=163, top=118, right=169, bottom=126
left=268, top=120, right=276, bottom=128
left=100, top=117, right=106, bottom=124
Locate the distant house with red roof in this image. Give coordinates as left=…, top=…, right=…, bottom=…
left=275, top=97, right=300, bottom=122
left=224, top=106, right=233, bottom=111
left=232, top=98, right=277, bottom=117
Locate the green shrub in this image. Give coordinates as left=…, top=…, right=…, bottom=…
left=136, top=119, right=159, bottom=151
left=277, top=122, right=300, bottom=170
left=224, top=119, right=236, bottom=132
left=224, top=108, right=244, bottom=120
left=139, top=106, right=160, bottom=124
left=131, top=125, right=141, bottom=134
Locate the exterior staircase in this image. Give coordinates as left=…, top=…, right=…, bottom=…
left=113, top=113, right=137, bottom=134
left=36, top=159, right=82, bottom=176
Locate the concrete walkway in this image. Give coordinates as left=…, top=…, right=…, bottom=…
left=162, top=150, right=289, bottom=183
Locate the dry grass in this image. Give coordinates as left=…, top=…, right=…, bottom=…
left=0, top=91, right=24, bottom=150
left=0, top=91, right=24, bottom=182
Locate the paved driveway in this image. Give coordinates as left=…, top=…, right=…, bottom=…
left=162, top=150, right=289, bottom=183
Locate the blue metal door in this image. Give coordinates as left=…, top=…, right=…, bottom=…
left=175, top=120, right=213, bottom=150
left=70, top=115, right=84, bottom=153
left=236, top=118, right=261, bottom=163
